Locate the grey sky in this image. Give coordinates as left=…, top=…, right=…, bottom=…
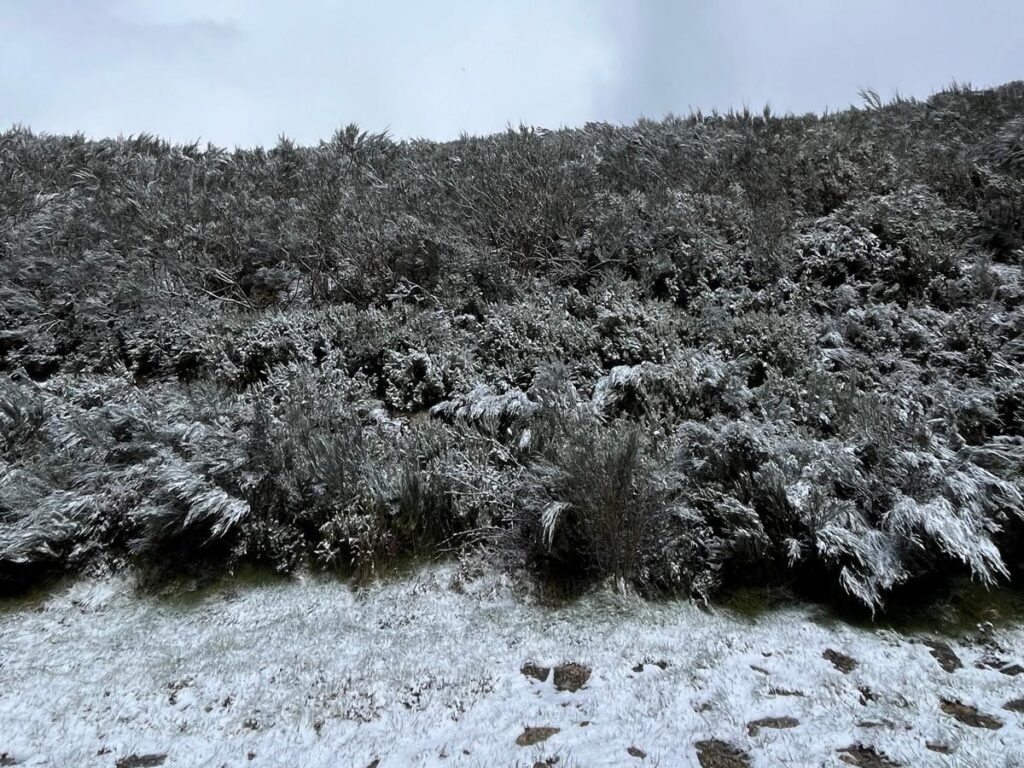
left=2, top=1, right=1022, bottom=146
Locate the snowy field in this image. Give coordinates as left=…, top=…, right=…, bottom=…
left=2, top=565, right=1023, bottom=768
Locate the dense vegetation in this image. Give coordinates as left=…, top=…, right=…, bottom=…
left=2, top=82, right=1023, bottom=611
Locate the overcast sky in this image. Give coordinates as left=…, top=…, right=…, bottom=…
left=2, top=0, right=1022, bottom=146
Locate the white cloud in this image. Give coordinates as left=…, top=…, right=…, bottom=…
left=1, top=1, right=1021, bottom=146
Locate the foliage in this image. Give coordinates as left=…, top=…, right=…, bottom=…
left=2, top=83, right=1024, bottom=611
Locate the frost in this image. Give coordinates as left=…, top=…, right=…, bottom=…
left=2, top=567, right=1023, bottom=767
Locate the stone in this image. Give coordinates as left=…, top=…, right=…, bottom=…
left=746, top=715, right=799, bottom=736
left=1003, top=698, right=1024, bottom=713
left=939, top=699, right=1002, bottom=729
left=694, top=740, right=752, bottom=768
left=516, top=727, right=560, bottom=747
left=923, top=640, right=962, bottom=673
left=521, top=662, right=550, bottom=682
left=837, top=744, right=902, bottom=767
left=115, top=756, right=167, bottom=768
left=553, top=662, right=590, bottom=692
left=823, top=648, right=858, bottom=673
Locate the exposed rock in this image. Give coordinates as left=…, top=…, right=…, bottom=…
left=856, top=719, right=894, bottom=729
left=768, top=687, right=805, bottom=697
left=694, top=740, right=752, bottom=768
left=553, top=663, right=590, bottom=692
left=1004, top=698, right=1024, bottom=713
left=823, top=649, right=858, bottom=674
left=926, top=742, right=953, bottom=755
left=516, top=727, right=560, bottom=746
left=857, top=686, right=877, bottom=706
left=746, top=715, right=799, bottom=736
left=939, top=699, right=1003, bottom=729
left=974, top=654, right=1022, bottom=675
left=115, top=756, right=167, bottom=768
left=632, top=660, right=668, bottom=673
left=837, top=744, right=902, bottom=767
left=627, top=746, right=647, bottom=759
left=923, top=640, right=962, bottom=673
left=0, top=755, right=17, bottom=767
left=521, top=663, right=550, bottom=683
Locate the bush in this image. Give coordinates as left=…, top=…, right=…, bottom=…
left=3, top=83, right=1024, bottom=612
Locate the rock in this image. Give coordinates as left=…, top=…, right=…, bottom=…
left=0, top=754, right=17, bottom=767
left=553, top=663, right=590, bottom=692
left=925, top=742, right=953, bottom=755
left=521, top=663, right=550, bottom=682
left=823, top=648, right=858, bottom=674
left=516, top=727, right=560, bottom=746
left=939, top=699, right=1003, bottom=729
left=694, top=740, right=752, bottom=768
left=1004, top=698, right=1024, bottom=713
left=837, top=744, right=902, bottom=767
left=856, top=719, right=893, bottom=729
left=366, top=761, right=380, bottom=768
left=627, top=745, right=647, bottom=759
left=768, top=687, right=805, bottom=697
left=115, top=756, right=167, bottom=768
left=857, top=686, right=877, bottom=705
left=974, top=654, right=1023, bottom=675
left=746, top=715, right=799, bottom=736
left=923, top=640, right=962, bottom=673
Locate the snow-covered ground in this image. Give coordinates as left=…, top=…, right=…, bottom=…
left=2, top=566, right=1023, bottom=767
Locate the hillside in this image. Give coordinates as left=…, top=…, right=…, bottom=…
left=2, top=82, right=1024, bottom=612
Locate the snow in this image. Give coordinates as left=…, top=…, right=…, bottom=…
left=2, top=566, right=1023, bottom=767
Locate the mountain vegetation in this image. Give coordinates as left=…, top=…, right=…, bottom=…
left=2, top=82, right=1023, bottom=611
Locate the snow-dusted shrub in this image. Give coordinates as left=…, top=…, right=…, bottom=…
left=515, top=407, right=696, bottom=594
left=590, top=351, right=751, bottom=420
left=473, top=283, right=601, bottom=386
left=0, top=379, right=47, bottom=458
left=382, top=350, right=451, bottom=411
left=843, top=187, right=971, bottom=298
left=795, top=219, right=893, bottom=289
left=430, top=383, right=539, bottom=435
left=579, top=277, right=680, bottom=368
left=126, top=453, right=249, bottom=556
